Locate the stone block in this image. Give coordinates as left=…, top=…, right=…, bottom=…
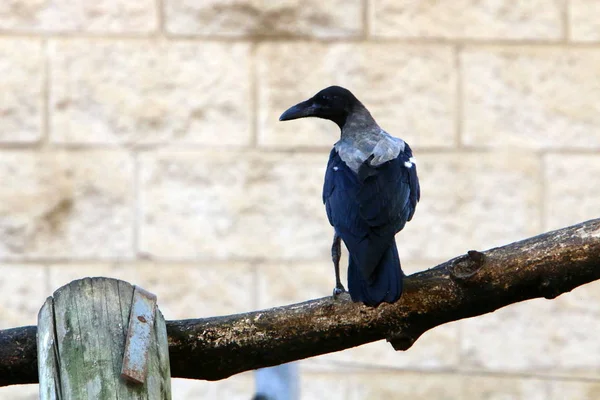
left=300, top=372, right=348, bottom=400
left=0, top=0, right=156, bottom=32
left=569, top=0, right=600, bottom=41
left=0, top=151, right=134, bottom=259
left=463, top=376, right=550, bottom=400
left=257, top=43, right=456, bottom=149
left=400, top=152, right=542, bottom=261
left=0, top=385, right=40, bottom=400
left=371, top=0, right=563, bottom=39
left=301, top=371, right=461, bottom=400
left=256, top=262, right=333, bottom=308
left=0, top=264, right=46, bottom=328
left=545, top=154, right=600, bottom=230
left=139, top=150, right=331, bottom=260
left=50, top=40, right=251, bottom=145
left=171, top=373, right=253, bottom=400
left=551, top=280, right=600, bottom=316
left=551, top=381, right=600, bottom=400
left=460, top=288, right=600, bottom=378
left=165, top=0, right=362, bottom=37
left=462, top=48, right=600, bottom=149
left=0, top=39, right=43, bottom=143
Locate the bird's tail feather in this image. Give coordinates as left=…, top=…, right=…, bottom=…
left=347, top=241, right=403, bottom=307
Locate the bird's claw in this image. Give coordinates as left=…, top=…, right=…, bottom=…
left=332, top=285, right=346, bottom=298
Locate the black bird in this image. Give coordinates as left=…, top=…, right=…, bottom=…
left=279, top=86, right=420, bottom=307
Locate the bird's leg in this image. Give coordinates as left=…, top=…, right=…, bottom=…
left=332, top=232, right=346, bottom=297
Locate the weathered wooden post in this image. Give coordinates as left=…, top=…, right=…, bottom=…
left=37, top=277, right=171, bottom=399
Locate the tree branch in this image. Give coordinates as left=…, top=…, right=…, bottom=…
left=2, top=219, right=600, bottom=387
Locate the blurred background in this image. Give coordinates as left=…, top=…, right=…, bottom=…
left=1, top=1, right=600, bottom=399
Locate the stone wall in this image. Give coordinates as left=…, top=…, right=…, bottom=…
left=1, top=1, right=600, bottom=399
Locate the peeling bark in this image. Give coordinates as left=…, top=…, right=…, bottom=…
left=2, top=219, right=600, bottom=387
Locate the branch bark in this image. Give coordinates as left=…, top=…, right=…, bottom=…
left=2, top=219, right=600, bottom=387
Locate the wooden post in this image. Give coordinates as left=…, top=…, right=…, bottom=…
left=37, top=277, right=171, bottom=399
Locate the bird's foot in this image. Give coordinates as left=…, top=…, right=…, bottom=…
left=332, top=285, right=346, bottom=298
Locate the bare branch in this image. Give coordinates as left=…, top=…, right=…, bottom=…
left=0, top=326, right=37, bottom=387
left=2, top=219, right=600, bottom=387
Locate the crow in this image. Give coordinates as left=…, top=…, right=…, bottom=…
left=279, top=86, right=420, bottom=307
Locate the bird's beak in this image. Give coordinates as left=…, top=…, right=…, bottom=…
left=279, top=99, right=319, bottom=121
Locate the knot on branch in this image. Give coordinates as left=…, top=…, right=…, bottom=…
left=386, top=327, right=424, bottom=351
left=448, top=250, right=486, bottom=280
left=387, top=333, right=415, bottom=351
left=539, top=278, right=563, bottom=300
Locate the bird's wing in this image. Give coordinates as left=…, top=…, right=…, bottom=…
left=358, top=143, right=420, bottom=228
left=323, top=146, right=420, bottom=280
left=323, top=149, right=365, bottom=236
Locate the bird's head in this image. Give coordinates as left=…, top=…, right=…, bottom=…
left=279, top=86, right=362, bottom=129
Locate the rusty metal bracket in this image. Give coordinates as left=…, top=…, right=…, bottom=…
left=121, top=286, right=158, bottom=384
